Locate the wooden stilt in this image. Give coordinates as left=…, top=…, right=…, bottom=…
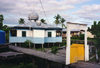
left=29, top=42, right=31, bottom=48
left=42, top=44, right=44, bottom=48
left=48, top=43, right=49, bottom=47
left=59, top=43, right=60, bottom=47
left=34, top=44, right=35, bottom=48
left=53, top=43, right=54, bottom=46
left=15, top=43, right=17, bottom=46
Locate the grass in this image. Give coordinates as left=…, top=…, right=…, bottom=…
left=35, top=48, right=46, bottom=52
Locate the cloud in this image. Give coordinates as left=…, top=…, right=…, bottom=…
left=73, top=4, right=100, bottom=20
left=0, top=0, right=90, bottom=25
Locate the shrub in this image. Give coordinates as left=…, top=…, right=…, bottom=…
left=23, top=40, right=33, bottom=48
left=51, top=46, right=58, bottom=54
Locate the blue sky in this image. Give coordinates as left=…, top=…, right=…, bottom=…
left=0, top=0, right=100, bottom=27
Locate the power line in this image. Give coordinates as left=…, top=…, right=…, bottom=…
left=39, top=0, right=49, bottom=23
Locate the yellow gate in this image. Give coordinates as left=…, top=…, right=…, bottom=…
left=70, top=44, right=85, bottom=63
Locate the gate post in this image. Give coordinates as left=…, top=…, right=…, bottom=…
left=66, top=25, right=71, bottom=65
left=84, top=29, right=89, bottom=61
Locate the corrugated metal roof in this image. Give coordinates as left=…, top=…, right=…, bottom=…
left=62, top=28, right=80, bottom=32
left=13, top=21, right=62, bottom=29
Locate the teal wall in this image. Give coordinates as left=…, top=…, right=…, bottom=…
left=9, top=37, right=62, bottom=44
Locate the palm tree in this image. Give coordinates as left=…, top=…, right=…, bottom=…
left=54, top=14, right=61, bottom=26
left=40, top=19, right=47, bottom=24
left=60, top=18, right=66, bottom=28
left=54, top=14, right=66, bottom=28
left=19, top=18, right=25, bottom=24
left=0, top=14, right=4, bottom=29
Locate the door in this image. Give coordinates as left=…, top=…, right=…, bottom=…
left=70, top=44, right=85, bottom=63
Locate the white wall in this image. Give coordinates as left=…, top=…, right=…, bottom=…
left=17, top=30, right=22, bottom=37
left=33, top=30, right=45, bottom=38
left=45, top=30, right=56, bottom=37
left=17, top=30, right=33, bottom=37
left=26, top=30, right=33, bottom=37
left=17, top=29, right=57, bottom=38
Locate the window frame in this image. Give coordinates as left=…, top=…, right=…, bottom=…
left=22, top=31, right=26, bottom=37
left=10, top=29, right=17, bottom=37
left=48, top=32, right=52, bottom=37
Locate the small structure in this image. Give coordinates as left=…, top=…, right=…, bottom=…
left=66, top=22, right=89, bottom=65
left=0, top=30, right=5, bottom=44
left=9, top=13, right=62, bottom=47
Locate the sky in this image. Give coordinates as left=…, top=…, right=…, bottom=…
left=0, top=0, right=100, bottom=27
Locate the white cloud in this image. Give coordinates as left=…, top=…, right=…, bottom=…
left=73, top=4, right=100, bottom=20
left=0, top=0, right=91, bottom=25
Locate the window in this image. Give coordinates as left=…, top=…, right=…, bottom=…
left=48, top=32, right=52, bottom=37
left=10, top=29, right=17, bottom=36
left=22, top=31, right=26, bottom=37
left=56, top=30, right=61, bottom=37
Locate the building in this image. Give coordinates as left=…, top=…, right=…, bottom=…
left=62, top=28, right=94, bottom=40
left=80, top=30, right=94, bottom=38
left=0, top=30, right=5, bottom=44
left=9, top=12, right=62, bottom=47
left=9, top=22, right=62, bottom=47
left=62, top=29, right=80, bottom=40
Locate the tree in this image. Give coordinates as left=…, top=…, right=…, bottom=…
left=0, top=14, right=9, bottom=42
left=54, top=14, right=66, bottom=28
left=54, top=14, right=61, bottom=26
left=0, top=14, right=4, bottom=29
left=40, top=19, right=46, bottom=24
left=88, top=21, right=100, bottom=47
left=61, top=18, right=66, bottom=28
left=19, top=18, right=25, bottom=24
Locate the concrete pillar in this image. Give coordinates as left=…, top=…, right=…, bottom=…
left=66, top=28, right=71, bottom=65
left=84, top=30, right=89, bottom=61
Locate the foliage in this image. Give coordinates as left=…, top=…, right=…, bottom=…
left=36, top=48, right=45, bottom=52
left=0, top=14, right=9, bottom=42
left=40, top=19, right=46, bottom=24
left=3, top=25, right=10, bottom=42
left=54, top=14, right=66, bottom=28
left=61, top=40, right=66, bottom=46
left=88, top=21, right=100, bottom=47
left=51, top=46, right=58, bottom=54
left=71, top=35, right=79, bottom=39
left=71, top=34, right=84, bottom=40
left=54, top=14, right=61, bottom=25
left=23, top=40, right=33, bottom=48
left=0, top=14, right=4, bottom=29
left=19, top=18, right=25, bottom=24
left=61, top=18, right=66, bottom=28
left=79, top=34, right=84, bottom=40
